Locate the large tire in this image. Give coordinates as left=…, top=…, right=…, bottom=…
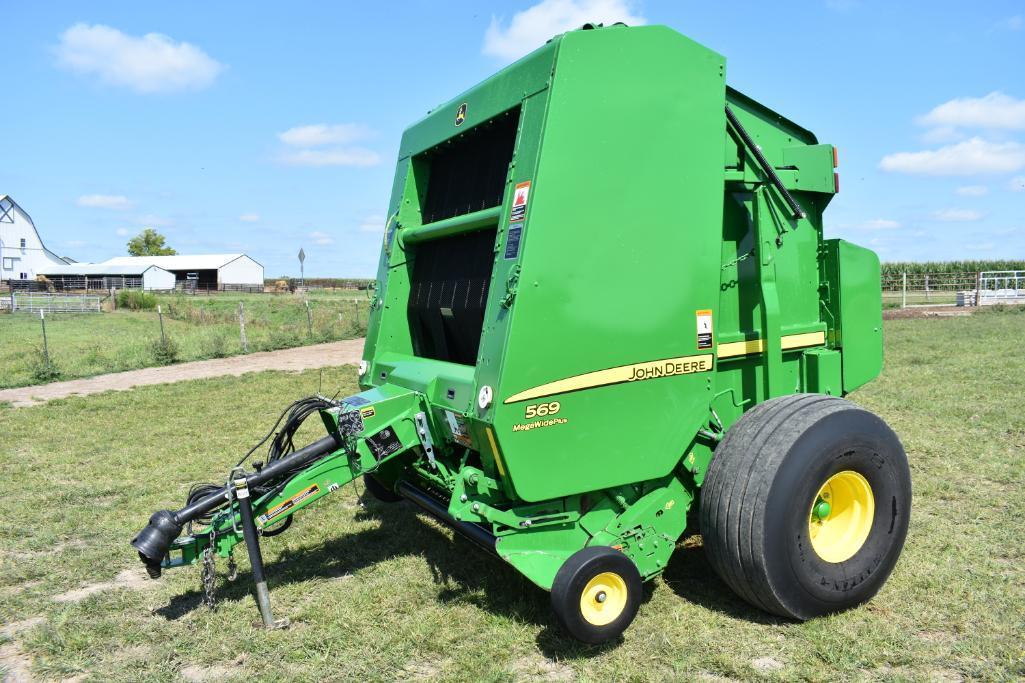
left=551, top=546, right=643, bottom=644
left=699, top=394, right=911, bottom=620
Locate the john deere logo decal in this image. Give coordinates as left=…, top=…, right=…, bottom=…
left=455, top=103, right=467, bottom=126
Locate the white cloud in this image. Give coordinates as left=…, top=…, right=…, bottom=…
left=77, top=194, right=132, bottom=210
left=918, top=92, right=1025, bottom=131
left=483, top=0, right=645, bottom=62
left=956, top=185, right=989, bottom=197
left=278, top=124, right=372, bottom=147
left=993, top=226, right=1019, bottom=236
left=857, top=218, right=901, bottom=230
left=933, top=208, right=984, bottom=222
left=1000, top=15, right=1023, bottom=31
left=309, top=231, right=334, bottom=246
left=879, top=138, right=1025, bottom=175
left=1010, top=176, right=1025, bottom=192
left=278, top=148, right=381, bottom=167
left=116, top=227, right=131, bottom=236
left=239, top=213, right=260, bottom=222
left=359, top=215, right=385, bottom=233
left=55, top=24, right=222, bottom=93
left=66, top=239, right=87, bottom=248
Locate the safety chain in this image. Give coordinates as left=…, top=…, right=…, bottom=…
left=721, top=248, right=755, bottom=271
left=201, top=526, right=217, bottom=609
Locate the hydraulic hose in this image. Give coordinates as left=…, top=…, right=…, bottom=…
left=132, top=434, right=340, bottom=569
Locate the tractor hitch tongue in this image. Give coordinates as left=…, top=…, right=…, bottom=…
left=130, top=394, right=421, bottom=628
left=131, top=22, right=911, bottom=643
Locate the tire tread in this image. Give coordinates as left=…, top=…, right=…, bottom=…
left=699, top=394, right=854, bottom=617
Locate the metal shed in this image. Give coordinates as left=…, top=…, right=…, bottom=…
left=38, top=263, right=176, bottom=291
left=97, top=254, right=264, bottom=291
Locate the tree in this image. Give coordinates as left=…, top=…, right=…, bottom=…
left=127, top=228, right=177, bottom=256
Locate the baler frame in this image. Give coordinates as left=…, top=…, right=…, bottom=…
left=133, top=22, right=909, bottom=644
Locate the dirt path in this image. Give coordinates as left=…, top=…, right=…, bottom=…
left=0, top=338, right=365, bottom=408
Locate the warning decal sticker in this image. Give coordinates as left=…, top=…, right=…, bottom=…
left=696, top=309, right=714, bottom=350
left=509, top=181, right=531, bottom=223
left=258, top=484, right=321, bottom=524
left=504, top=224, right=522, bottom=259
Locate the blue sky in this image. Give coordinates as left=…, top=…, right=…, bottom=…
left=2, top=1, right=1023, bottom=277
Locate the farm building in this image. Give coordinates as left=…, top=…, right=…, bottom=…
left=39, top=262, right=176, bottom=291
left=49, top=254, right=265, bottom=291
left=0, top=195, right=70, bottom=281
left=98, top=254, right=264, bottom=290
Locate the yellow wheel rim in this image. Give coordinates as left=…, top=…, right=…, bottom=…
left=579, top=571, right=628, bottom=626
left=808, top=470, right=875, bottom=563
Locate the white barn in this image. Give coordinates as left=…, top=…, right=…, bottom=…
left=0, top=195, right=69, bottom=281
left=97, top=254, right=264, bottom=290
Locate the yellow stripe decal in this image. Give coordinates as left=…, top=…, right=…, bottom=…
left=485, top=427, right=506, bottom=477
left=503, top=354, right=714, bottom=404
left=717, top=331, right=826, bottom=359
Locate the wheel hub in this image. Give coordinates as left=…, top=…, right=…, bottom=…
left=808, top=470, right=875, bottom=563
left=579, top=572, right=627, bottom=626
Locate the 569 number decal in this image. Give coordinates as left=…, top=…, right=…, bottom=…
left=524, top=401, right=560, bottom=419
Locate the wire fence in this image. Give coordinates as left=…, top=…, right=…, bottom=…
left=0, top=292, right=102, bottom=313
left=883, top=270, right=1025, bottom=307
left=0, top=293, right=372, bottom=389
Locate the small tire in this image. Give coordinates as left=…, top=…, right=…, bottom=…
left=362, top=474, right=402, bottom=503
left=551, top=546, right=642, bottom=644
left=699, top=394, right=911, bottom=620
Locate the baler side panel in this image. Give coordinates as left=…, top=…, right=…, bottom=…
left=363, top=43, right=558, bottom=386
left=494, top=26, right=727, bottom=502
left=363, top=159, right=420, bottom=366
left=715, top=89, right=838, bottom=427
left=834, top=239, right=883, bottom=392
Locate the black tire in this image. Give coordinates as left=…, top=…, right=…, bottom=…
left=699, top=394, right=911, bottom=620
left=551, top=546, right=642, bottom=644
left=362, top=474, right=402, bottom=503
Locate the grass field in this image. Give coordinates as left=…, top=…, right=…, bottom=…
left=0, top=292, right=369, bottom=390
left=1, top=310, right=1023, bottom=681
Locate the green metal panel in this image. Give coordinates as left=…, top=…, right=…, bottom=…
left=491, top=25, right=726, bottom=501
left=836, top=240, right=883, bottom=391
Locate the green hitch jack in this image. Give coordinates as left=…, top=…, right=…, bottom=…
left=233, top=476, right=289, bottom=629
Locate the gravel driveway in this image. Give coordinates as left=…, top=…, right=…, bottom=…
left=0, top=338, right=365, bottom=408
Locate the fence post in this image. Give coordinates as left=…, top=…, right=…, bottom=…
left=111, top=287, right=117, bottom=311
left=975, top=271, right=982, bottom=307
left=9, top=287, right=14, bottom=312
left=305, top=299, right=313, bottom=337
left=40, top=310, right=51, bottom=368
left=924, top=274, right=929, bottom=301
left=901, top=271, right=907, bottom=309
left=158, top=305, right=166, bottom=344
left=239, top=301, right=249, bottom=353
